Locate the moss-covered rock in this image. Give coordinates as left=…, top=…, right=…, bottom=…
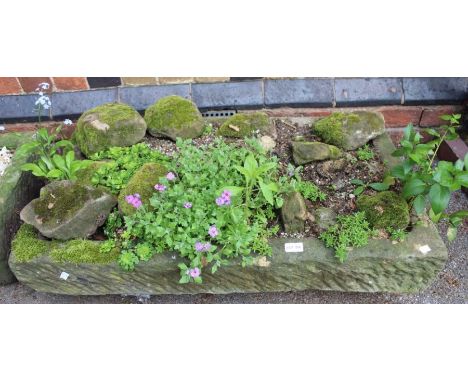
left=292, top=141, right=342, bottom=165
left=313, top=111, right=385, bottom=151
left=20, top=180, right=117, bottom=240
left=145, top=95, right=204, bottom=141
left=118, top=162, right=167, bottom=216
left=75, top=161, right=111, bottom=187
left=12, top=224, right=119, bottom=264
left=281, top=192, right=308, bottom=233
left=217, top=112, right=271, bottom=138
left=74, top=103, right=147, bottom=157
left=356, top=191, right=410, bottom=231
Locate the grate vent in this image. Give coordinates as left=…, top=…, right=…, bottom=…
left=202, top=110, right=237, bottom=118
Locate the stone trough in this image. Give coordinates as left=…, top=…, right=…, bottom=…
left=7, top=133, right=448, bottom=295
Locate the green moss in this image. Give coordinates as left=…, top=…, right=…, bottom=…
left=0, top=132, right=35, bottom=149
left=34, top=182, right=104, bottom=225
left=75, top=161, right=111, bottom=187
left=118, top=162, right=167, bottom=215
left=356, top=191, right=410, bottom=231
left=144, top=95, right=203, bottom=139
left=217, top=112, right=270, bottom=138
left=12, top=224, right=51, bottom=262
left=313, top=112, right=360, bottom=148
left=12, top=224, right=119, bottom=264
left=74, top=103, right=145, bottom=157
left=49, top=239, right=119, bottom=264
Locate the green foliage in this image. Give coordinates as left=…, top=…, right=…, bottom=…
left=356, top=191, right=410, bottom=231
left=388, top=228, right=408, bottom=242
left=313, top=112, right=359, bottom=147
left=296, top=180, right=326, bottom=202
left=120, top=138, right=280, bottom=282
left=390, top=115, right=468, bottom=240
left=104, top=209, right=124, bottom=239
left=319, top=211, right=373, bottom=262
left=350, top=176, right=393, bottom=196
left=280, top=163, right=326, bottom=202
left=356, top=144, right=375, bottom=161
left=17, top=125, right=90, bottom=180
left=89, top=143, right=169, bottom=194
left=12, top=224, right=49, bottom=262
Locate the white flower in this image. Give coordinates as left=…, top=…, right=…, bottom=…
left=63, top=119, right=72, bottom=125
left=0, top=125, right=5, bottom=131
left=38, top=82, right=50, bottom=90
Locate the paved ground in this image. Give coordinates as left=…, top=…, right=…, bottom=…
left=1, top=191, right=466, bottom=304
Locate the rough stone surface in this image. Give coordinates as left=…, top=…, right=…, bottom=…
left=314, top=207, right=337, bottom=230
left=8, top=221, right=448, bottom=295
left=0, top=133, right=42, bottom=284
left=20, top=181, right=117, bottom=240
left=292, top=141, right=342, bottom=165
left=74, top=102, right=147, bottom=157
left=145, top=95, right=204, bottom=141
left=341, top=111, right=385, bottom=150
left=281, top=192, right=308, bottom=233
left=259, top=136, right=276, bottom=152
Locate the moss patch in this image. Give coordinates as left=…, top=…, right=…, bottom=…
left=313, top=112, right=360, bottom=148
left=217, top=112, right=270, bottom=138
left=74, top=103, right=146, bottom=157
left=144, top=95, right=204, bottom=140
left=118, top=162, right=167, bottom=215
left=356, top=191, right=410, bottom=231
left=34, top=182, right=104, bottom=225
left=12, top=224, right=119, bottom=264
left=75, top=161, right=111, bottom=187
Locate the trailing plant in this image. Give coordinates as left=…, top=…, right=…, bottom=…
left=319, top=211, right=374, bottom=262
left=89, top=143, right=170, bottom=194
left=356, top=144, right=375, bottom=161
left=119, top=138, right=281, bottom=282
left=389, top=115, right=468, bottom=240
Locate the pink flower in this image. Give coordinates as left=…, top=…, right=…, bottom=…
left=215, top=190, right=232, bottom=206
left=189, top=267, right=201, bottom=278
left=154, top=184, right=166, bottom=192
left=195, top=242, right=211, bottom=252
left=208, top=225, right=219, bottom=238
left=166, top=172, right=176, bottom=181
left=125, top=194, right=142, bottom=209
left=183, top=202, right=192, bottom=209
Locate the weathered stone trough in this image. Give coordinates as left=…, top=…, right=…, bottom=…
left=0, top=132, right=42, bottom=284
left=7, top=133, right=448, bottom=295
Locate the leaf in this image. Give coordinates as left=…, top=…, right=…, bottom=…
left=259, top=180, right=274, bottom=205
left=454, top=159, right=464, bottom=171
left=350, top=179, right=365, bottom=186
left=440, top=115, right=452, bottom=121
left=402, top=178, right=426, bottom=199
left=244, top=154, right=258, bottom=176
left=464, top=153, right=468, bottom=170
left=428, top=184, right=451, bottom=215
left=448, top=210, right=468, bottom=227
left=46, top=169, right=63, bottom=179
left=447, top=226, right=457, bottom=242
left=65, top=150, right=75, bottom=169
left=454, top=173, right=468, bottom=187
left=426, top=128, right=440, bottom=137
left=353, top=186, right=365, bottom=196
left=52, top=154, right=67, bottom=172
left=403, top=123, right=414, bottom=140
left=266, top=182, right=279, bottom=192
left=413, top=195, right=426, bottom=215
left=21, top=163, right=46, bottom=177
left=369, top=182, right=390, bottom=191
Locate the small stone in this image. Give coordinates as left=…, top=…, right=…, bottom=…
left=259, top=136, right=276, bottom=152
left=314, top=207, right=337, bottom=230
left=292, top=141, right=342, bottom=165
left=281, top=192, right=308, bottom=233
left=317, top=158, right=347, bottom=178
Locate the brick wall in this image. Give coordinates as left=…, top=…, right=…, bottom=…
left=0, top=77, right=232, bottom=95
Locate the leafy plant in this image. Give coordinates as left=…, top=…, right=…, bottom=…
left=319, top=211, right=374, bottom=262
left=387, top=228, right=407, bottom=242
left=90, top=143, right=170, bottom=193
left=356, top=144, right=375, bottom=161
left=296, top=181, right=327, bottom=202
left=120, top=138, right=280, bottom=283
left=390, top=115, right=468, bottom=240
left=350, top=176, right=393, bottom=196
left=281, top=164, right=326, bottom=202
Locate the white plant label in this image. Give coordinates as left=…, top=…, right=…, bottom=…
left=285, top=242, right=304, bottom=253
left=60, top=272, right=69, bottom=280
left=418, top=245, right=431, bottom=255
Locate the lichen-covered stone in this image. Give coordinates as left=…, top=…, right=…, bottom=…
left=118, top=162, right=167, bottom=216
left=313, top=111, right=385, bottom=151
left=75, top=161, right=111, bottom=187
left=314, top=207, right=337, bottom=230
left=259, top=136, right=276, bottom=152
left=281, top=191, right=308, bottom=233
left=8, top=221, right=448, bottom=295
left=145, top=95, right=204, bottom=141
left=292, top=141, right=342, bottom=165
left=0, top=132, right=42, bottom=284
left=20, top=180, right=117, bottom=240
left=74, top=103, right=147, bottom=157
left=356, top=191, right=410, bottom=231
left=217, top=112, right=272, bottom=138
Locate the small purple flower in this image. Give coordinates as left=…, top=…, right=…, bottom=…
left=166, top=172, right=176, bottom=181
left=215, top=197, right=224, bottom=206
left=208, top=225, right=219, bottom=238
left=183, top=202, right=192, bottom=209
left=215, top=190, right=232, bottom=206
left=125, top=194, right=142, bottom=209
left=195, top=242, right=211, bottom=252
left=189, top=267, right=201, bottom=278
left=154, top=184, right=166, bottom=192
left=222, top=190, right=232, bottom=199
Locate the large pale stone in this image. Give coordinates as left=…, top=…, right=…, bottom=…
left=281, top=192, right=308, bottom=233
left=342, top=111, right=385, bottom=150
left=292, top=141, right=342, bottom=165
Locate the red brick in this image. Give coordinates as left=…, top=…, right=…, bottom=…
left=18, top=77, right=53, bottom=93
left=53, top=77, right=89, bottom=91
left=0, top=77, right=22, bottom=95
left=419, top=105, right=463, bottom=127
left=377, top=106, right=423, bottom=128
